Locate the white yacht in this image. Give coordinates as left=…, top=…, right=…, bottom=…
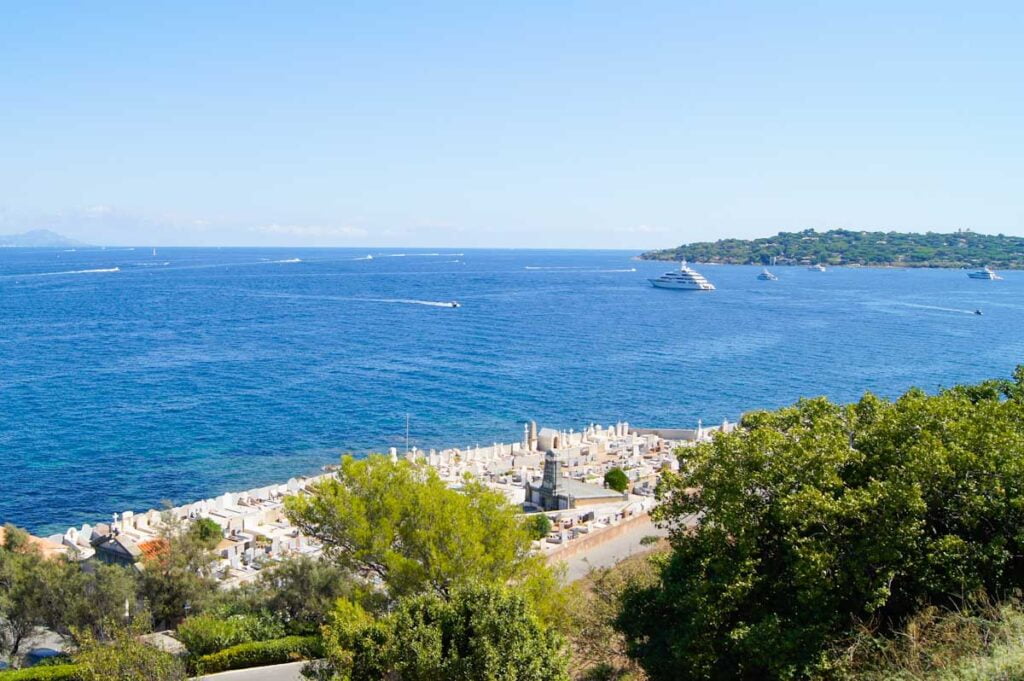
left=808, top=263, right=826, bottom=272
left=758, top=268, right=778, bottom=281
left=968, top=267, right=1001, bottom=280
left=648, top=260, right=715, bottom=290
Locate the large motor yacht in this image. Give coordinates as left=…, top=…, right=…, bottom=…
left=648, top=260, right=715, bottom=290
left=968, top=267, right=1002, bottom=280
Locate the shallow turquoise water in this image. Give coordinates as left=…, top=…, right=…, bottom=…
left=1, top=248, right=1020, bottom=533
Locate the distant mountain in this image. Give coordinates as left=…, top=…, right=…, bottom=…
left=0, top=229, right=91, bottom=248
left=641, top=228, right=1024, bottom=269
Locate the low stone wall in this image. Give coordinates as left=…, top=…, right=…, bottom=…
left=545, top=512, right=654, bottom=564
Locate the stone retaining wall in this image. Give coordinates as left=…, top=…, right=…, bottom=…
left=545, top=512, right=653, bottom=564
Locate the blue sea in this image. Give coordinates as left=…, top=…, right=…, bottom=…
left=1, top=248, right=1022, bottom=534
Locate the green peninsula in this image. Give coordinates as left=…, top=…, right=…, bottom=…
left=642, top=228, right=1024, bottom=268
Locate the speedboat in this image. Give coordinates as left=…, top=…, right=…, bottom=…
left=648, top=261, right=715, bottom=290
left=968, top=267, right=1001, bottom=280
left=758, top=268, right=778, bottom=281
left=449, top=301, right=461, bottom=308
left=807, top=263, right=826, bottom=272
left=975, top=309, right=983, bottom=316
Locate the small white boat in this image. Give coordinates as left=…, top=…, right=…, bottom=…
left=808, top=263, right=826, bottom=272
left=968, top=267, right=1001, bottom=280
left=648, top=261, right=715, bottom=290
left=758, top=268, right=778, bottom=281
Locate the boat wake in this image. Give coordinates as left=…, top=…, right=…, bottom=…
left=892, top=303, right=979, bottom=315
left=4, top=267, right=121, bottom=278
left=272, top=258, right=302, bottom=264
left=365, top=298, right=460, bottom=308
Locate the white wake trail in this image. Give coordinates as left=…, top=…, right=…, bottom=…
left=3, top=267, right=121, bottom=278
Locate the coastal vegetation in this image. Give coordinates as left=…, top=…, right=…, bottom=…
left=619, top=367, right=1024, bottom=680
left=642, top=228, right=1024, bottom=268
left=284, top=455, right=559, bottom=608
left=11, top=373, right=1024, bottom=679
left=317, top=584, right=569, bottom=681
left=1, top=455, right=572, bottom=678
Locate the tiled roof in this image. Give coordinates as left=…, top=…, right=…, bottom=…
left=137, top=538, right=169, bottom=562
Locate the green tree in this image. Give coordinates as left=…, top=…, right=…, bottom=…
left=0, top=545, right=47, bottom=667
left=137, top=513, right=219, bottom=629
left=42, top=561, right=140, bottom=645
left=525, top=513, right=553, bottom=541
left=252, top=555, right=353, bottom=632
left=617, top=371, right=1024, bottom=681
left=323, top=583, right=570, bottom=681
left=188, top=518, right=223, bottom=550
left=286, top=456, right=549, bottom=603
left=603, top=468, right=630, bottom=493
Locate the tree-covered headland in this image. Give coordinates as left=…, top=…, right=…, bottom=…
left=642, top=228, right=1024, bottom=268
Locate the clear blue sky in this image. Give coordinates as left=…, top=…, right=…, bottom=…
left=1, top=1, right=1021, bottom=248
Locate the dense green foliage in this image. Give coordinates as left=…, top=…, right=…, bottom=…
left=41, top=562, right=139, bottom=645
left=285, top=455, right=549, bottom=603
left=642, top=228, right=1024, bottom=268
left=222, top=556, right=354, bottom=634
left=618, top=369, right=1024, bottom=680
left=187, top=518, right=223, bottom=549
left=0, top=665, right=84, bottom=680
left=175, top=612, right=285, bottom=657
left=195, top=635, right=323, bottom=674
left=0, top=546, right=50, bottom=665
left=323, top=584, right=569, bottom=681
left=137, top=513, right=219, bottom=629
left=603, top=468, right=630, bottom=493
left=73, top=627, right=187, bottom=681
left=525, top=513, right=553, bottom=540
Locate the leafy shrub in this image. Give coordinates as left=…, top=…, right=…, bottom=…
left=176, top=612, right=285, bottom=656
left=525, top=513, right=552, bottom=540
left=323, top=584, right=569, bottom=680
left=603, top=468, right=629, bottom=493
left=195, top=636, right=323, bottom=674
left=187, top=518, right=223, bottom=549
left=0, top=665, right=85, bottom=680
